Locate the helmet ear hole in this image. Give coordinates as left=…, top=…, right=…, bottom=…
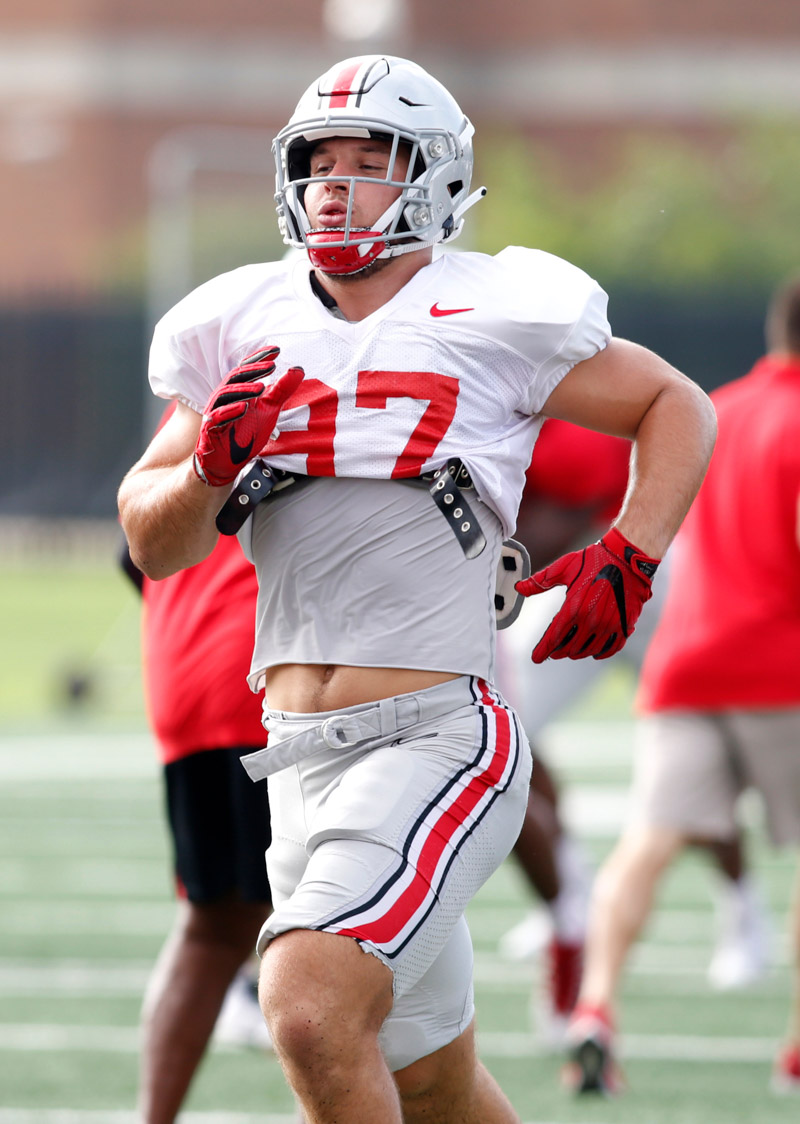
left=448, top=180, right=463, bottom=198
left=286, top=139, right=315, bottom=212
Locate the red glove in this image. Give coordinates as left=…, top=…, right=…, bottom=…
left=515, top=526, right=660, bottom=663
left=192, top=348, right=304, bottom=487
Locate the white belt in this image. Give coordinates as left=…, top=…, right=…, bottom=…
left=240, top=676, right=475, bottom=781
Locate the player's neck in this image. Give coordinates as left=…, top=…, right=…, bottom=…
left=312, top=247, right=433, bottom=322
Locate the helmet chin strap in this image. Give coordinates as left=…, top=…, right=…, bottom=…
left=303, top=194, right=410, bottom=276
left=305, top=230, right=441, bottom=275
left=301, top=185, right=487, bottom=275
left=305, top=230, right=387, bottom=275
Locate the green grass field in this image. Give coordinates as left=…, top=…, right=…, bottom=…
left=1, top=554, right=797, bottom=1122
left=0, top=555, right=144, bottom=732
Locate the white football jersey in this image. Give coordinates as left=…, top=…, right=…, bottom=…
left=150, top=247, right=610, bottom=536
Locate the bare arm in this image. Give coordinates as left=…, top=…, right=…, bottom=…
left=542, top=338, right=717, bottom=558
left=119, top=351, right=304, bottom=581
left=117, top=402, right=227, bottom=580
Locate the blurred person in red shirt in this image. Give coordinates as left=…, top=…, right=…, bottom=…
left=122, top=403, right=273, bottom=1124
left=563, top=276, right=800, bottom=1096
left=499, top=418, right=770, bottom=1049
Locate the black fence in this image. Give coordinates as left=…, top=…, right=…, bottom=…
left=0, top=286, right=767, bottom=520
left=1, top=304, right=147, bottom=519
left=609, top=286, right=767, bottom=396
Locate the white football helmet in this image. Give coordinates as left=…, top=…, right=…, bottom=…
left=273, top=55, right=485, bottom=274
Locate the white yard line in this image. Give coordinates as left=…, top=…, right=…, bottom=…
left=478, top=1030, right=779, bottom=1062
left=0, top=938, right=789, bottom=996
left=0, top=1022, right=780, bottom=1064
left=0, top=1025, right=141, bottom=1051
left=0, top=901, right=173, bottom=934
left=0, top=1025, right=251, bottom=1054
left=0, top=734, right=158, bottom=781
left=0, top=962, right=153, bottom=994
left=0, top=720, right=633, bottom=780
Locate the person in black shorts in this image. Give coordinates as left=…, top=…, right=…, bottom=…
left=122, top=480, right=273, bottom=1124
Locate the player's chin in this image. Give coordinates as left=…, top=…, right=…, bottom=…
left=331, top=255, right=394, bottom=283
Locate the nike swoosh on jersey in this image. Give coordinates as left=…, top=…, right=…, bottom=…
left=430, top=303, right=474, bottom=317
left=228, top=427, right=255, bottom=465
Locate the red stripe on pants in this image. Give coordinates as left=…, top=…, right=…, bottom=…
left=338, top=681, right=512, bottom=943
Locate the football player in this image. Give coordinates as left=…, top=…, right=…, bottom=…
left=119, top=55, right=715, bottom=1124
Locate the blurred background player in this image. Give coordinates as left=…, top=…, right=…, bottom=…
left=121, top=402, right=273, bottom=1124
left=496, top=419, right=770, bottom=1049
left=495, top=420, right=629, bottom=1047
left=562, top=274, right=800, bottom=1096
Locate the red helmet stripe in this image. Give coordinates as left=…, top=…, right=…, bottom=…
left=328, top=61, right=363, bottom=108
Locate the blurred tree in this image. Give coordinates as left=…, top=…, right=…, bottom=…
left=474, top=118, right=800, bottom=294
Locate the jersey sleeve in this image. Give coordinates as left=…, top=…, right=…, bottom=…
left=147, top=262, right=284, bottom=413
left=522, top=284, right=610, bottom=414
left=491, top=247, right=611, bottom=416
left=148, top=290, right=227, bottom=414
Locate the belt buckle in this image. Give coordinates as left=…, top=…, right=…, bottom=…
left=320, top=716, right=360, bottom=750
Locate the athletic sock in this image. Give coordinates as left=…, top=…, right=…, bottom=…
left=548, top=834, right=592, bottom=943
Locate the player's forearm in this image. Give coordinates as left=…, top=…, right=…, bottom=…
left=614, top=378, right=717, bottom=558
left=118, top=459, right=226, bottom=579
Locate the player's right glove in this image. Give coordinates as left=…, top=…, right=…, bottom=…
left=192, top=348, right=304, bottom=487
left=515, top=526, right=660, bottom=663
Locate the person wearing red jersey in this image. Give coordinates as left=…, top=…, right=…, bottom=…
left=118, top=55, right=715, bottom=1124
left=123, top=407, right=273, bottom=1124
left=563, top=275, right=800, bottom=1096
left=499, top=421, right=768, bottom=1048
left=496, top=421, right=630, bottom=1044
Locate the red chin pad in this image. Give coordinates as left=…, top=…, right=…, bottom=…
left=306, top=230, right=386, bottom=275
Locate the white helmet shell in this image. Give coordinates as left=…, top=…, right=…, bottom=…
left=273, top=55, right=485, bottom=273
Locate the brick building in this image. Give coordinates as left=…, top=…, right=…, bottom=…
left=2, top=1, right=800, bottom=517
left=3, top=0, right=800, bottom=300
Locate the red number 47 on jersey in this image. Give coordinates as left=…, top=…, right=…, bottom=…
left=260, top=369, right=460, bottom=478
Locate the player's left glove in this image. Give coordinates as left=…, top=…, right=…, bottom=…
left=515, top=526, right=660, bottom=663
